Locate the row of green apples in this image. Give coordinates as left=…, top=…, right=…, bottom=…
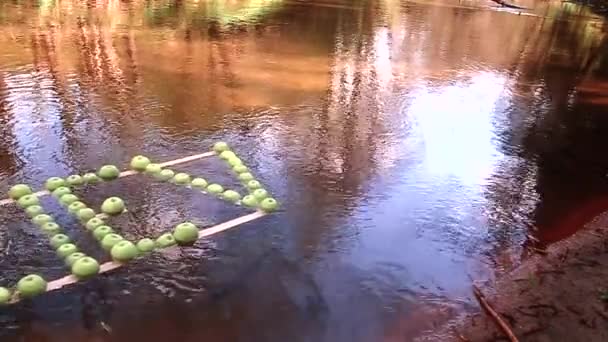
left=211, top=142, right=279, bottom=211
left=0, top=187, right=125, bottom=302
left=130, top=145, right=279, bottom=211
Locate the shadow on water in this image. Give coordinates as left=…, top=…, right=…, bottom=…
left=0, top=0, right=607, bottom=340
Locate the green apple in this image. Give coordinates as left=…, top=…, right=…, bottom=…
left=111, top=240, right=139, bottom=262
left=33, top=214, right=54, bottom=226
left=213, top=141, right=230, bottom=153
left=52, top=186, right=71, bottom=198
left=227, top=157, right=243, bottom=167
left=206, top=184, right=224, bottom=194
left=57, top=243, right=78, bottom=258
left=191, top=178, right=208, bottom=189
left=246, top=180, right=261, bottom=191
left=45, top=177, right=66, bottom=191
left=59, top=194, right=79, bottom=206
left=172, top=173, right=191, bottom=185
left=145, top=163, right=162, bottom=174
left=68, top=201, right=87, bottom=215
left=241, top=195, right=258, bottom=207
left=66, top=175, right=84, bottom=186
left=222, top=190, right=241, bottom=203
left=173, top=222, right=198, bottom=245
left=137, top=238, right=156, bottom=253
left=71, top=257, right=99, bottom=279
left=155, top=233, right=176, bottom=248
left=86, top=217, right=105, bottom=231
left=219, top=150, right=237, bottom=160
left=238, top=173, right=254, bottom=182
left=77, top=208, right=96, bottom=222
left=65, top=252, right=86, bottom=267
left=101, top=197, right=125, bottom=215
left=101, top=233, right=124, bottom=251
left=93, top=225, right=114, bottom=240
left=50, top=234, right=70, bottom=249
left=25, top=205, right=44, bottom=218
left=233, top=164, right=249, bottom=173
left=41, top=222, right=61, bottom=236
left=252, top=188, right=269, bottom=201
left=9, top=184, right=32, bottom=200
left=130, top=155, right=151, bottom=171
left=98, top=165, right=120, bottom=180
left=17, top=195, right=39, bottom=208
left=156, top=169, right=175, bottom=181
left=83, top=173, right=101, bottom=184
left=17, top=274, right=47, bottom=298
left=0, top=287, right=11, bottom=304
left=260, top=198, right=279, bottom=212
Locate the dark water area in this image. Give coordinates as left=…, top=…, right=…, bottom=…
left=0, top=0, right=607, bottom=341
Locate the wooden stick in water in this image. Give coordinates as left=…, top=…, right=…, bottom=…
left=0, top=151, right=216, bottom=207
left=472, top=285, right=520, bottom=342
left=12, top=210, right=266, bottom=301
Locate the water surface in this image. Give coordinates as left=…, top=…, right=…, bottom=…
left=0, top=0, right=607, bottom=341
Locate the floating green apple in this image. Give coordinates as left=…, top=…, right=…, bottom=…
left=172, top=173, right=191, bottom=185
left=246, top=180, right=261, bottom=190
left=97, top=165, right=120, bottom=180
left=101, top=197, right=125, bottom=215
left=233, top=164, right=249, bottom=173
left=191, top=178, right=208, bottom=189
left=156, top=169, right=175, bottom=181
left=219, top=150, right=237, bottom=160
left=77, top=208, right=96, bottom=222
left=93, top=225, right=114, bottom=240
left=17, top=274, right=47, bottom=298
left=66, top=175, right=84, bottom=186
left=57, top=243, right=78, bottom=258
left=213, top=141, right=230, bottom=153
left=145, top=163, right=162, bottom=174
left=17, top=195, right=39, bottom=208
left=45, top=177, right=66, bottom=191
left=9, top=184, right=32, bottom=200
left=111, top=240, right=139, bottom=262
left=86, top=217, right=105, bottom=231
left=65, top=252, right=86, bottom=267
left=260, top=198, right=279, bottom=212
left=241, top=195, right=258, bottom=208
left=52, top=186, right=71, bottom=198
left=227, top=157, right=243, bottom=167
left=137, top=238, right=155, bottom=253
left=83, top=173, right=101, bottom=184
left=155, top=233, right=176, bottom=248
left=130, top=155, right=151, bottom=171
left=25, top=205, right=44, bottom=218
left=50, top=234, right=70, bottom=249
left=68, top=201, right=87, bottom=215
left=222, top=190, right=241, bottom=203
left=41, top=222, right=61, bottom=236
left=173, top=222, right=199, bottom=245
left=206, top=183, right=224, bottom=194
left=0, top=287, right=11, bottom=304
left=59, top=194, right=79, bottom=206
left=238, top=172, right=254, bottom=182
left=33, top=214, right=54, bottom=226
left=71, top=257, right=99, bottom=279
left=252, top=188, right=269, bottom=201
left=101, top=233, right=124, bottom=251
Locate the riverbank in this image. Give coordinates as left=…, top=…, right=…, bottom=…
left=447, top=212, right=608, bottom=341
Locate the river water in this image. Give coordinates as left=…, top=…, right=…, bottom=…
left=0, top=0, right=607, bottom=341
